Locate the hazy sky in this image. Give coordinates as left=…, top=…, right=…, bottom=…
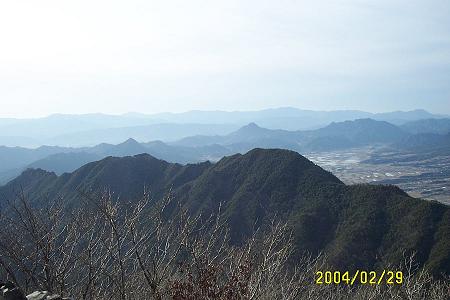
left=0, top=0, right=449, bottom=117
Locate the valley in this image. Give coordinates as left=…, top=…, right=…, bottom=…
left=306, top=147, right=450, bottom=205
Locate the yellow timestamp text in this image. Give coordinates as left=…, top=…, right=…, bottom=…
left=315, top=270, right=403, bottom=285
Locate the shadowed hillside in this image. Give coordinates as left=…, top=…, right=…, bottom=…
left=1, top=149, right=449, bottom=276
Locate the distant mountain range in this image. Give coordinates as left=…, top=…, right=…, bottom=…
left=0, top=121, right=238, bottom=147
left=1, top=117, right=449, bottom=185
left=174, top=118, right=446, bottom=152
left=0, top=108, right=447, bottom=147
left=150, top=108, right=447, bottom=128
left=396, top=133, right=450, bottom=153
left=400, top=118, right=450, bottom=135
left=1, top=149, right=448, bottom=275
left=0, top=138, right=230, bottom=184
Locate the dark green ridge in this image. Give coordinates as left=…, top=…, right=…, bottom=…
left=0, top=148, right=448, bottom=275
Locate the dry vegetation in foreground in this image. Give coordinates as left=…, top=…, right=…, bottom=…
left=0, top=190, right=448, bottom=300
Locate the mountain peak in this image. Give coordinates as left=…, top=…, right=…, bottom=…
left=4, top=168, right=57, bottom=190
left=1, top=147, right=449, bottom=275
left=244, top=122, right=260, bottom=129
left=121, top=138, right=139, bottom=145
left=235, top=122, right=265, bottom=133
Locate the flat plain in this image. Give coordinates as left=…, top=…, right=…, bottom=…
left=306, top=147, right=450, bottom=205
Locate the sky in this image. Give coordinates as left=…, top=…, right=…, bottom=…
left=0, top=0, right=449, bottom=118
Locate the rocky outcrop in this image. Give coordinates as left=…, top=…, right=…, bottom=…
left=0, top=282, right=27, bottom=300
left=26, top=291, right=72, bottom=300
left=0, top=282, right=72, bottom=300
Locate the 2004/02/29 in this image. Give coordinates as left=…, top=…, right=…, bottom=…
left=315, top=270, right=403, bottom=285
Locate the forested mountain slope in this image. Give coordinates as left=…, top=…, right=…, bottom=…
left=1, top=149, right=448, bottom=275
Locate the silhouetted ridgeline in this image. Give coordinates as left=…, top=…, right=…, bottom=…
left=1, top=148, right=448, bottom=277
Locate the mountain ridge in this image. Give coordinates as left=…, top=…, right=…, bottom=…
left=1, top=118, right=448, bottom=185
left=1, top=108, right=447, bottom=147
left=1, top=149, right=449, bottom=275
